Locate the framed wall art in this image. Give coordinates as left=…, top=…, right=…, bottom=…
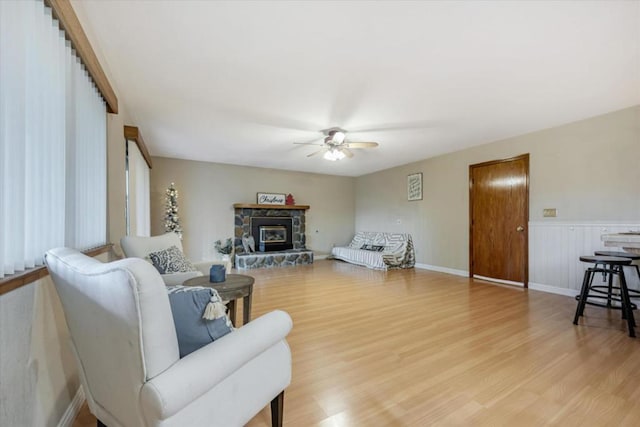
left=407, top=173, right=423, bottom=201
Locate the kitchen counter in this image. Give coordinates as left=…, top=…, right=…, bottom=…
left=601, top=232, right=640, bottom=254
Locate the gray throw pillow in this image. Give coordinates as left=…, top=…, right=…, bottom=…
left=149, top=245, right=196, bottom=274
left=167, top=285, right=234, bottom=358
left=361, top=244, right=384, bottom=252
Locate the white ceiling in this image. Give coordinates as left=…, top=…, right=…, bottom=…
left=72, top=0, right=640, bottom=177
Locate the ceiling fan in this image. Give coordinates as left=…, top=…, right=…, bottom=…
left=294, top=127, right=379, bottom=161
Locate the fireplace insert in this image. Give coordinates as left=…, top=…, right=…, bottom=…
left=260, top=226, right=286, bottom=243
left=250, top=217, right=293, bottom=252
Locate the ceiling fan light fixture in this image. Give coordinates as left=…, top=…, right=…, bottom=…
left=300, top=127, right=378, bottom=161
left=323, top=150, right=337, bottom=161
left=332, top=131, right=346, bottom=144
left=323, top=148, right=345, bottom=161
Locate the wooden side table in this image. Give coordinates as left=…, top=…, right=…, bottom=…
left=182, top=274, right=254, bottom=326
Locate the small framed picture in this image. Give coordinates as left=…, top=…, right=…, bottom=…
left=257, top=192, right=286, bottom=205
left=407, top=173, right=423, bottom=201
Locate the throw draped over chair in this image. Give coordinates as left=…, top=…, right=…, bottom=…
left=45, top=247, right=292, bottom=427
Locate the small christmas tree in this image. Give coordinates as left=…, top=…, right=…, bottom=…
left=164, top=182, right=183, bottom=239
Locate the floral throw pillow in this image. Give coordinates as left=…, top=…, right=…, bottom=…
left=148, top=245, right=196, bottom=274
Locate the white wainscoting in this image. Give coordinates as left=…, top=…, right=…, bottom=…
left=529, top=221, right=640, bottom=296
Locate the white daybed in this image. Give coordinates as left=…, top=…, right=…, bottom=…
left=330, top=232, right=415, bottom=270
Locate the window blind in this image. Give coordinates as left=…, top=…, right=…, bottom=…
left=126, top=141, right=150, bottom=237
left=0, top=0, right=107, bottom=279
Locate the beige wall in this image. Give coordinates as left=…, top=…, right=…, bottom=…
left=0, top=284, right=38, bottom=426
left=150, top=157, right=356, bottom=261
left=30, top=276, right=80, bottom=427
left=0, top=253, right=109, bottom=427
left=355, top=106, right=640, bottom=271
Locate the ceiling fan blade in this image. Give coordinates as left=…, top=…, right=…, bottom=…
left=307, top=149, right=326, bottom=157
left=346, top=141, right=379, bottom=148
left=294, top=137, right=324, bottom=146
left=295, top=142, right=324, bottom=147
left=342, top=148, right=354, bottom=158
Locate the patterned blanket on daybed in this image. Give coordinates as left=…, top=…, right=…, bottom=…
left=330, top=232, right=415, bottom=270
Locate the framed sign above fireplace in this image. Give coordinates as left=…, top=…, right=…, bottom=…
left=257, top=192, right=285, bottom=205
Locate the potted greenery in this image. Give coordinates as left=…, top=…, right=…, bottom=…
left=214, top=238, right=234, bottom=265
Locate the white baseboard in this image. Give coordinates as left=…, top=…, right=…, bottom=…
left=415, top=263, right=468, bottom=277
left=528, top=282, right=577, bottom=298
left=58, top=386, right=84, bottom=427
left=473, top=275, right=525, bottom=287
left=314, top=254, right=329, bottom=260
left=415, top=263, right=578, bottom=298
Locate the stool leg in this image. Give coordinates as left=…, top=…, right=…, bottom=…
left=622, top=270, right=636, bottom=329
left=574, top=269, right=592, bottom=324
left=617, top=266, right=630, bottom=320
left=606, top=266, right=615, bottom=307
left=634, top=265, right=640, bottom=292
left=581, top=269, right=596, bottom=318
left=597, top=262, right=607, bottom=282
left=587, top=267, right=598, bottom=304
left=618, top=269, right=636, bottom=338
left=632, top=265, right=640, bottom=300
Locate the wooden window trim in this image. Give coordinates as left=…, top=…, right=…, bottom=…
left=44, top=0, right=118, bottom=114
left=0, top=244, right=113, bottom=296
left=124, top=126, right=153, bottom=169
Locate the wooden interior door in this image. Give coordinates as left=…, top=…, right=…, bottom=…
left=469, top=154, right=529, bottom=286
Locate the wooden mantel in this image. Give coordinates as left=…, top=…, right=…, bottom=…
left=233, top=203, right=309, bottom=210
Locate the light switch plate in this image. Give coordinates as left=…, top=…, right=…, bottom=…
left=543, top=208, right=557, bottom=217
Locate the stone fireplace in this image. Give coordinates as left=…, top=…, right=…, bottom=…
left=233, top=203, right=313, bottom=269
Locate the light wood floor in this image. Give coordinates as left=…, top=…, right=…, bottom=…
left=73, top=260, right=640, bottom=426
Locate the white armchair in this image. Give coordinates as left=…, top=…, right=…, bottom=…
left=44, top=247, right=292, bottom=427
left=120, top=233, right=227, bottom=285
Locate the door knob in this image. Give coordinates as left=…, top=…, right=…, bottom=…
left=516, top=226, right=524, bottom=232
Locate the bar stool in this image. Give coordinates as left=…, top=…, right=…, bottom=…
left=593, top=250, right=640, bottom=301
left=573, top=255, right=636, bottom=337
